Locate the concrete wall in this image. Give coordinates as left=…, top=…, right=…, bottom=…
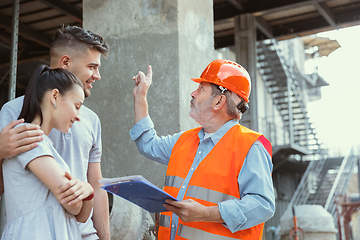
left=82, top=0, right=214, bottom=188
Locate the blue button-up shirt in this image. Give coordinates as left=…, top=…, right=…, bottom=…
left=130, top=115, right=275, bottom=239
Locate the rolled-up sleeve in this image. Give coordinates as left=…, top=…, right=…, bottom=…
left=130, top=115, right=182, bottom=165
left=218, top=140, right=275, bottom=233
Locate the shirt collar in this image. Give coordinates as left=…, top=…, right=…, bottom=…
left=198, top=119, right=239, bottom=145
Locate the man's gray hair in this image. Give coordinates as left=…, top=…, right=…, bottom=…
left=210, top=83, right=241, bottom=120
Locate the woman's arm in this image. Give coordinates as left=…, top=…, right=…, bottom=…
left=60, top=172, right=94, bottom=223
left=27, top=155, right=84, bottom=217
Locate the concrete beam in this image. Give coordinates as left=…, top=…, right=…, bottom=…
left=227, top=0, right=244, bottom=11
left=313, top=2, right=338, bottom=30
left=37, top=0, right=82, bottom=23
left=255, top=16, right=274, bottom=39
left=0, top=54, right=49, bottom=68
left=253, top=0, right=330, bottom=17
left=0, top=14, right=51, bottom=47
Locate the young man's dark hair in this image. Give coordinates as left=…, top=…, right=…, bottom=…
left=50, top=25, right=109, bottom=66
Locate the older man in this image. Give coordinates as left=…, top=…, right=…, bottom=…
left=131, top=59, right=275, bottom=240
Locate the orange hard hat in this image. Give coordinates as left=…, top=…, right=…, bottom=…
left=191, top=59, right=251, bottom=103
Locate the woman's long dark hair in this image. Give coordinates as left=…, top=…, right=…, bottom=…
left=18, top=65, right=83, bottom=125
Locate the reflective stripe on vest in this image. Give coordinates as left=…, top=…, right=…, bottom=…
left=186, top=185, right=237, bottom=204
left=178, top=224, right=240, bottom=240
left=165, top=175, right=184, bottom=189
left=159, top=214, right=171, bottom=228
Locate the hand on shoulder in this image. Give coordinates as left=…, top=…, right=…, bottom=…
left=0, top=119, right=43, bottom=160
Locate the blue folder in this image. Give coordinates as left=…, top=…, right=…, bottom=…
left=100, top=175, right=177, bottom=213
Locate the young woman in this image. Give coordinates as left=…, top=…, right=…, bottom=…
left=1, top=65, right=94, bottom=239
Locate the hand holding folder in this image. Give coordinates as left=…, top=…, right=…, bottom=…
left=99, top=175, right=177, bottom=213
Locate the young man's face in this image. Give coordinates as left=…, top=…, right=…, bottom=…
left=189, top=82, right=216, bottom=125
left=67, top=48, right=102, bottom=98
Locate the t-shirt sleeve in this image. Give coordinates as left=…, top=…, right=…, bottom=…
left=89, top=116, right=102, bottom=163
left=0, top=100, right=20, bottom=131
left=16, top=139, right=54, bottom=169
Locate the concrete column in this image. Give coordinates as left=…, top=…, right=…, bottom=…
left=234, top=14, right=258, bottom=132
left=82, top=0, right=214, bottom=187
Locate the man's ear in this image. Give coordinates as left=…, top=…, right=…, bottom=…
left=50, top=89, right=60, bottom=106
left=59, top=55, right=71, bottom=69
left=213, top=95, right=226, bottom=110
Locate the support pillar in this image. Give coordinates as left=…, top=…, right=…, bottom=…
left=8, top=0, right=19, bottom=101
left=1, top=0, right=20, bottom=234
left=82, top=0, right=214, bottom=187
left=234, top=14, right=258, bottom=131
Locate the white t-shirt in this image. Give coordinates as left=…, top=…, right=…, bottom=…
left=2, top=131, right=81, bottom=240
left=0, top=96, right=102, bottom=240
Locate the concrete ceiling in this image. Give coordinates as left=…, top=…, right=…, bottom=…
left=0, top=0, right=359, bottom=105
left=214, top=0, right=360, bottom=48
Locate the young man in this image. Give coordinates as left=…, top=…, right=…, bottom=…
left=131, top=60, right=275, bottom=240
left=0, top=26, right=110, bottom=240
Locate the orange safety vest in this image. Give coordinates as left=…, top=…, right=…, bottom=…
left=158, top=124, right=272, bottom=240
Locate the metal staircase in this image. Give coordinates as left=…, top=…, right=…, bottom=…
left=288, top=157, right=327, bottom=206
left=256, top=39, right=321, bottom=155
left=287, top=147, right=359, bottom=220
left=256, top=38, right=358, bottom=236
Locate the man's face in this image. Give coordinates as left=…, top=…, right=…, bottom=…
left=189, top=82, right=215, bottom=124
left=67, top=48, right=102, bottom=98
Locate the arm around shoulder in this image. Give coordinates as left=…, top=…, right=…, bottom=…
left=0, top=100, right=43, bottom=160
left=0, top=119, right=44, bottom=160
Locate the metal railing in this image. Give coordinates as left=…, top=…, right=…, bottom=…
left=256, top=39, right=322, bottom=153
left=285, top=147, right=358, bottom=220
left=258, top=117, right=290, bottom=147
left=325, top=147, right=358, bottom=218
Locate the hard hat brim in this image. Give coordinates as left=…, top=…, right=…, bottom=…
left=191, top=77, right=250, bottom=103
left=191, top=78, right=203, bottom=83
